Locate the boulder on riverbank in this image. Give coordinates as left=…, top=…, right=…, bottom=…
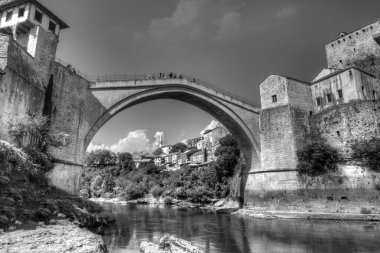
left=0, top=220, right=107, bottom=253
left=140, top=236, right=203, bottom=253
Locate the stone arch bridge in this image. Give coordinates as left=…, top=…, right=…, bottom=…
left=47, top=68, right=261, bottom=204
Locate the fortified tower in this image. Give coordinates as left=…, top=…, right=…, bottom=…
left=0, top=0, right=68, bottom=144
left=254, top=20, right=380, bottom=204
left=325, top=20, right=380, bottom=75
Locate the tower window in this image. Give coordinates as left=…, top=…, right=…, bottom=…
left=336, top=131, right=340, bottom=137
left=18, top=7, right=25, bottom=17
left=339, top=60, right=343, bottom=64
left=272, top=95, right=277, bottom=103
left=316, top=97, right=322, bottom=106
left=49, top=21, right=56, bottom=33
left=327, top=93, right=332, bottom=103
left=34, top=10, right=42, bottom=23
left=338, top=89, right=343, bottom=99
left=5, top=11, right=13, bottom=22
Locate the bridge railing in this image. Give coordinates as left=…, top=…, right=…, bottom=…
left=87, top=73, right=255, bottom=106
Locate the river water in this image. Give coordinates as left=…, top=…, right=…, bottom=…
left=100, top=203, right=380, bottom=253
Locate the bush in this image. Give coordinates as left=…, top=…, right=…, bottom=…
left=297, top=139, right=340, bottom=177
left=118, top=152, right=135, bottom=171
left=185, top=186, right=213, bottom=204
left=150, top=185, right=164, bottom=198
left=121, top=183, right=147, bottom=200
left=351, top=138, right=380, bottom=172
left=143, top=163, right=161, bottom=174
left=22, top=147, right=53, bottom=172
left=85, top=149, right=117, bottom=167
left=214, top=135, right=240, bottom=178
left=0, top=140, right=33, bottom=176
left=170, top=142, right=188, bottom=153
left=8, top=114, right=69, bottom=150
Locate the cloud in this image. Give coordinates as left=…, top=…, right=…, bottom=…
left=87, top=130, right=165, bottom=153
left=134, top=0, right=249, bottom=42
left=275, top=6, right=297, bottom=19
left=215, top=10, right=242, bottom=40
left=200, top=120, right=220, bottom=135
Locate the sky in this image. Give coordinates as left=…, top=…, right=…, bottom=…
left=38, top=0, right=380, bottom=153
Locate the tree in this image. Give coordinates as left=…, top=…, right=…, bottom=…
left=8, top=114, right=69, bottom=150
left=153, top=148, right=163, bottom=156
left=85, top=149, right=117, bottom=167
left=214, top=135, right=240, bottom=178
left=297, top=138, right=340, bottom=177
left=171, top=142, right=188, bottom=153
left=351, top=138, right=380, bottom=172
left=118, top=152, right=135, bottom=171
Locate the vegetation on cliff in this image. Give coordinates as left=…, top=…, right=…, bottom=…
left=0, top=115, right=114, bottom=230
left=81, top=135, right=240, bottom=204
left=297, top=135, right=340, bottom=176
left=351, top=137, right=380, bottom=172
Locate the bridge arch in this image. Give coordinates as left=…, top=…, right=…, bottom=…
left=84, top=82, right=261, bottom=204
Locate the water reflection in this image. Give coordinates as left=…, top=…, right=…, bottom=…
left=101, top=203, right=380, bottom=253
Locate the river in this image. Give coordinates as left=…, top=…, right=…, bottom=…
left=100, top=203, right=380, bottom=253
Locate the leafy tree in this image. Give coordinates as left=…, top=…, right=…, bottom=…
left=214, top=135, right=240, bottom=178
left=143, top=163, right=161, bottom=174
left=170, top=142, right=188, bottom=153
left=8, top=114, right=69, bottom=151
left=85, top=149, right=117, bottom=167
left=297, top=137, right=340, bottom=177
left=153, top=148, right=163, bottom=156
left=118, top=152, right=135, bottom=171
left=351, top=138, right=380, bottom=172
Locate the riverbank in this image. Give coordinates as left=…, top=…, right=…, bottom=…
left=233, top=208, right=380, bottom=221
left=90, top=196, right=240, bottom=213
left=91, top=197, right=380, bottom=221
left=0, top=219, right=107, bottom=253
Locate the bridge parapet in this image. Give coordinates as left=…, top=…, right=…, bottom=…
left=88, top=73, right=259, bottom=111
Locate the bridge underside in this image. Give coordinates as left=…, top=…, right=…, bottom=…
left=45, top=71, right=261, bottom=205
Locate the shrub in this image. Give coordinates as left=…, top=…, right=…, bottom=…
left=351, top=138, right=380, bottom=172
left=143, top=163, right=161, bottom=175
left=297, top=140, right=340, bottom=177
left=185, top=186, right=213, bottom=204
left=22, top=147, right=53, bottom=173
left=8, top=114, right=69, bottom=150
left=0, top=140, right=33, bottom=176
left=85, top=149, right=117, bottom=167
left=118, top=152, right=135, bottom=171
left=121, top=183, right=146, bottom=200
left=170, top=142, right=188, bottom=153
left=153, top=148, right=163, bottom=156
left=360, top=207, right=372, bottom=214
left=214, top=135, right=240, bottom=179
left=150, top=185, right=164, bottom=198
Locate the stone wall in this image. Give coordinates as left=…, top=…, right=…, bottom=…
left=245, top=165, right=380, bottom=210
left=260, top=105, right=297, bottom=171
left=325, top=20, right=380, bottom=70
left=46, top=63, right=106, bottom=194
left=0, top=34, right=49, bottom=142
left=310, top=100, right=380, bottom=157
